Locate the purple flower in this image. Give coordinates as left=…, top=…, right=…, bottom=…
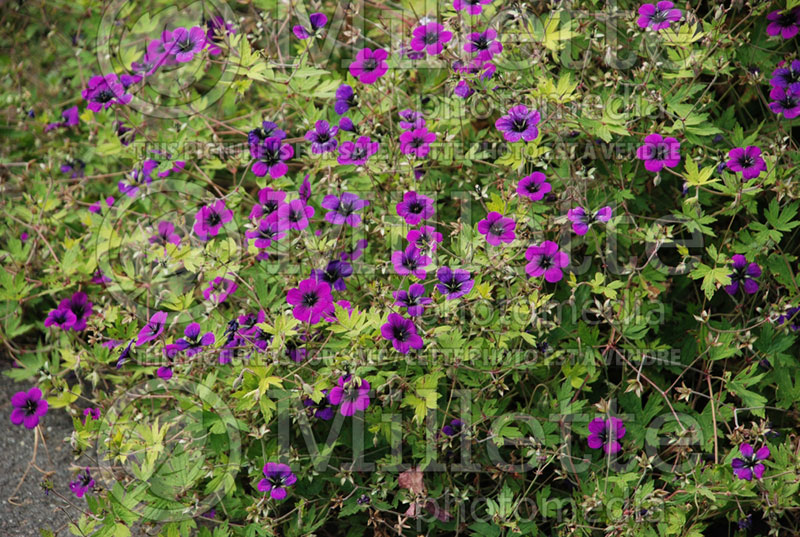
left=636, top=133, right=680, bottom=172
left=322, top=192, right=369, bottom=227
left=771, top=60, right=800, bottom=92
left=349, top=48, right=389, bottom=85
left=311, top=260, right=353, bottom=291
left=204, top=15, right=236, bottom=55
left=328, top=375, right=371, bottom=415
left=45, top=307, right=76, bottom=330
left=115, top=340, right=134, bottom=369
left=157, top=366, right=173, bottom=380
left=442, top=419, right=463, bottom=436
left=400, top=128, right=437, bottom=158
left=246, top=215, right=287, bottom=252
left=69, top=468, right=95, bottom=498
left=725, top=255, right=761, bottom=295
left=136, top=311, right=167, bottom=345
left=495, top=105, right=540, bottom=143
left=517, top=172, right=551, bottom=201
left=171, top=323, right=216, bottom=358
left=767, top=9, right=800, bottom=39
left=60, top=292, right=93, bottom=332
left=587, top=417, right=625, bottom=454
left=732, top=444, right=770, bottom=481
left=337, top=136, right=379, bottom=165
left=637, top=2, right=681, bottom=31
left=248, top=121, right=286, bottom=148
left=83, top=407, right=101, bottom=423
left=399, top=109, right=425, bottom=130
left=335, top=85, right=357, bottom=115
left=305, top=120, right=338, bottom=154
left=436, top=267, right=474, bottom=299
left=396, top=191, right=435, bottom=225
left=45, top=106, right=80, bottom=131
left=149, top=221, right=181, bottom=246
left=203, top=276, right=238, bottom=304
left=770, top=86, right=800, bottom=118
left=88, top=196, right=114, bottom=213
left=407, top=225, right=443, bottom=253
left=393, top=283, right=431, bottom=316
left=304, top=390, right=335, bottom=420
left=381, top=314, right=424, bottom=354
left=464, top=29, right=502, bottom=62
left=339, top=116, right=356, bottom=132
left=778, top=307, right=800, bottom=331
left=726, top=146, right=766, bottom=180
left=193, top=200, right=233, bottom=240
left=410, top=22, right=452, bottom=55
left=250, top=187, right=287, bottom=220
left=165, top=26, right=207, bottom=62
left=566, top=206, right=612, bottom=235
left=453, top=0, right=492, bottom=16
left=258, top=463, right=297, bottom=500
left=118, top=160, right=158, bottom=198
left=341, top=239, right=368, bottom=261
left=454, top=80, right=474, bottom=99
left=477, top=211, right=516, bottom=245
left=277, top=199, right=315, bottom=231
left=81, top=74, right=132, bottom=112
left=251, top=137, right=294, bottom=178
left=391, top=245, right=431, bottom=279
left=287, top=278, right=334, bottom=324
left=525, top=241, right=569, bottom=283
left=10, top=387, right=48, bottom=429
left=293, top=12, right=327, bottom=39
left=299, top=175, right=312, bottom=203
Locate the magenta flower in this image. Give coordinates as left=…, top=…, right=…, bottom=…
left=83, top=407, right=101, bottom=423
left=400, top=128, right=437, bottom=158
left=732, top=444, right=770, bottom=481
left=587, top=417, right=625, bottom=454
left=335, top=84, right=357, bottom=115
left=246, top=215, right=287, bottom=252
left=525, top=241, right=569, bottom=283
left=136, top=311, right=167, bottom=345
left=517, top=172, right=551, bottom=201
left=165, top=26, right=207, bottom=62
left=410, top=22, right=452, bottom=55
left=453, top=0, right=492, bottom=16
left=725, top=146, right=766, bottom=181
left=321, top=193, right=369, bottom=227
left=337, top=135, right=379, bottom=165
left=171, top=322, right=216, bottom=358
left=381, top=314, right=424, bottom=354
left=10, top=387, right=48, bottom=429
left=329, top=375, right=372, bottom=415
left=391, top=245, right=431, bottom=279
left=636, top=133, right=680, bottom=172
left=277, top=199, right=315, bottom=231
left=767, top=9, right=800, bottom=39
left=436, top=267, right=474, bottom=299
left=69, top=468, right=95, bottom=498
left=495, top=105, right=540, bottom=143
left=157, top=366, right=173, bottom=380
left=407, top=225, right=443, bottom=253
left=464, top=29, right=502, bottom=62
left=770, top=60, right=800, bottom=92
left=60, top=292, right=93, bottom=332
left=193, top=199, right=233, bottom=240
left=203, top=276, right=238, bottom=304
left=399, top=109, right=425, bottom=130
left=81, top=74, right=132, bottom=112
left=637, top=2, right=681, bottom=31
left=566, top=206, right=612, bottom=235
left=250, top=187, right=287, bottom=220
left=305, top=120, right=338, bottom=154
left=393, top=283, right=431, bottom=316
left=45, top=306, right=76, bottom=330
left=768, top=87, right=800, bottom=118
left=454, top=80, right=474, bottom=99
left=396, top=191, right=435, bottom=225
left=349, top=48, right=389, bottom=84
left=477, top=212, right=516, bottom=245
left=251, top=137, right=294, bottom=178
left=258, top=463, right=297, bottom=500
left=286, top=278, right=334, bottom=324
left=149, top=221, right=181, bottom=247
left=248, top=121, right=286, bottom=148
left=725, top=255, right=761, bottom=295
left=311, top=260, right=353, bottom=291
left=293, top=12, right=327, bottom=40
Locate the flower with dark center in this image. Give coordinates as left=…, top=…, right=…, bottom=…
left=258, top=463, right=297, bottom=500
left=193, top=199, right=233, bottom=240
left=148, top=221, right=181, bottom=247
left=465, top=28, right=502, bottom=62
left=311, top=260, right=353, bottom=291
left=335, top=85, right=357, bottom=115
left=248, top=121, right=286, bottom=151
left=525, top=241, right=569, bottom=282
left=305, top=120, right=338, bottom=154
left=337, top=136, right=379, bottom=165
left=44, top=306, right=76, bottom=331
left=250, top=187, right=287, bottom=220
left=322, top=192, right=369, bottom=227
left=246, top=214, right=287, bottom=252
left=410, top=22, right=452, bottom=55
left=10, top=387, right=48, bottom=429
left=136, top=311, right=167, bottom=345
left=82, top=74, right=132, bottom=112
left=778, top=306, right=800, bottom=331
left=637, top=2, right=681, bottom=31
left=328, top=375, right=372, bottom=415
left=277, top=199, right=314, bottom=231
left=771, top=60, right=800, bottom=92
left=251, top=136, right=294, bottom=178
left=726, top=146, right=766, bottom=181
left=407, top=225, right=443, bottom=253
left=349, top=48, right=389, bottom=84
left=399, top=109, right=425, bottom=130
left=203, top=276, right=238, bottom=304
left=587, top=417, right=625, bottom=454
left=767, top=8, right=800, bottom=39
left=477, top=211, right=516, bottom=245
left=400, top=127, right=437, bottom=158
left=517, top=172, right=551, bottom=201
left=287, top=278, right=334, bottom=324
left=436, top=267, right=474, bottom=299
left=732, top=444, right=770, bottom=481
left=392, top=245, right=431, bottom=279
left=768, top=87, right=800, bottom=118
left=69, top=468, right=95, bottom=498
left=724, top=255, right=761, bottom=295
left=396, top=191, right=435, bottom=225
left=393, top=283, right=431, bottom=316
left=171, top=322, right=216, bottom=358
left=59, top=292, right=93, bottom=332
left=566, top=206, right=612, bottom=235
left=380, top=314, right=424, bottom=354
left=636, top=133, right=680, bottom=172
left=293, top=12, right=327, bottom=40
left=495, top=105, right=540, bottom=142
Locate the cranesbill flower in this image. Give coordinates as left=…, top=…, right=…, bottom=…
left=726, top=146, right=766, bottom=180
left=767, top=8, right=800, bottom=39
left=299, top=175, right=312, bottom=203
left=82, top=74, right=132, bottom=112
left=165, top=27, right=206, bottom=62
left=82, top=407, right=101, bottom=423
left=149, top=221, right=181, bottom=247
left=464, top=29, right=502, bottom=62
left=349, top=48, right=389, bottom=85
left=337, top=136, right=379, bottom=165
left=136, top=311, right=167, bottom=345
left=525, top=241, right=569, bottom=283
left=771, top=60, right=800, bottom=92
left=477, top=211, right=516, bottom=245
left=293, top=12, right=327, bottom=39
left=60, top=292, right=93, bottom=332
left=10, top=387, right=48, bottom=429
left=453, top=0, right=492, bottom=16
left=399, top=109, right=425, bottom=130
left=396, top=191, right=435, bottom=225
left=246, top=215, right=287, bottom=251
left=311, top=260, right=353, bottom=291
left=115, top=340, right=134, bottom=369
left=393, top=283, right=431, bottom=316
left=392, top=245, right=431, bottom=279
left=304, top=390, right=334, bottom=420
left=587, top=417, right=625, bottom=454
left=203, top=276, right=238, bottom=304
left=287, top=278, right=334, bottom=324
left=400, top=128, right=437, bottom=158
left=454, top=80, right=474, bottom=99
left=407, top=225, right=443, bottom=253
left=339, top=116, right=356, bottom=132
left=45, top=106, right=80, bottom=131
left=778, top=307, right=800, bottom=331
left=725, top=255, right=761, bottom=295
left=118, top=160, right=158, bottom=198
left=769, top=87, right=800, bottom=118
left=636, top=133, right=680, bottom=172
left=517, top=172, right=551, bottom=201
left=442, top=418, right=464, bottom=436
left=69, top=468, right=95, bottom=498
left=248, top=121, right=286, bottom=148
left=637, top=2, right=681, bottom=31
left=335, top=84, right=357, bottom=115
left=410, top=22, right=452, bottom=55
left=193, top=199, right=233, bottom=240
left=258, top=463, right=297, bottom=500
left=45, top=306, right=76, bottom=330
left=322, top=193, right=369, bottom=227
left=204, top=15, right=236, bottom=55
left=566, top=206, right=612, bottom=235
left=495, top=105, right=540, bottom=143
left=305, top=120, right=338, bottom=154
left=329, top=375, right=371, bottom=415
left=732, top=444, right=770, bottom=481
left=88, top=196, right=114, bottom=213
left=171, top=322, right=216, bottom=358
left=250, top=187, right=287, bottom=220
left=436, top=267, right=474, bottom=299
left=381, top=313, right=424, bottom=354
left=277, top=199, right=315, bottom=231
left=251, top=137, right=294, bottom=178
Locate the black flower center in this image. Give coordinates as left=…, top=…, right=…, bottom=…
left=95, top=89, right=115, bottom=103
left=260, top=149, right=280, bottom=166
left=780, top=94, right=799, bottom=108
left=779, top=12, right=798, bottom=27
left=653, top=144, right=669, bottom=161
left=338, top=201, right=355, bottom=216
left=423, top=31, right=440, bottom=45
left=362, top=58, right=378, bottom=72
left=207, top=212, right=221, bottom=226
left=24, top=399, right=38, bottom=415
left=444, top=278, right=461, bottom=293
left=301, top=292, right=319, bottom=308
left=177, top=38, right=194, bottom=52
left=738, top=155, right=755, bottom=168
left=650, top=9, right=669, bottom=24
left=392, top=324, right=409, bottom=342
left=408, top=201, right=424, bottom=214
left=316, top=132, right=330, bottom=143
left=472, top=35, right=489, bottom=50
left=489, top=221, right=506, bottom=236
left=289, top=209, right=303, bottom=222
left=539, top=256, right=553, bottom=269
left=511, top=118, right=529, bottom=132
